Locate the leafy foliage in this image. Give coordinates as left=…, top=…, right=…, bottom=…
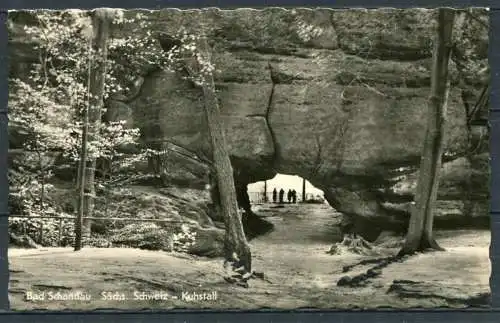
left=9, top=215, right=75, bottom=247
left=110, top=223, right=173, bottom=251
left=8, top=11, right=153, bottom=216
left=7, top=10, right=183, bottom=250
left=172, top=223, right=198, bottom=253
left=109, top=222, right=197, bottom=252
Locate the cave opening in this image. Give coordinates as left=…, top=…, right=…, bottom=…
left=241, top=173, right=344, bottom=244
left=246, top=174, right=328, bottom=206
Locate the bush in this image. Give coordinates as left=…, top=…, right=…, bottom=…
left=110, top=223, right=174, bottom=251
left=86, top=234, right=113, bottom=248
left=9, top=214, right=198, bottom=253
left=109, top=222, right=197, bottom=253
left=9, top=180, right=76, bottom=247
left=172, top=223, right=197, bottom=253
left=9, top=214, right=75, bottom=247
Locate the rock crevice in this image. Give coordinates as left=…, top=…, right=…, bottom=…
left=265, top=62, right=280, bottom=170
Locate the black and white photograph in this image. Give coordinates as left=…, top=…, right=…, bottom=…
left=7, top=7, right=490, bottom=310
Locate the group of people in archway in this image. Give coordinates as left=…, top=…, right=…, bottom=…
left=272, top=188, right=297, bottom=204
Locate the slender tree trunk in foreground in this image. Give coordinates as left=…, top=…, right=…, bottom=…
left=202, top=79, right=252, bottom=272
left=199, top=38, right=252, bottom=272
left=399, top=8, right=456, bottom=256
left=74, top=20, right=93, bottom=251
left=74, top=9, right=111, bottom=250
left=158, top=28, right=252, bottom=272
left=74, top=89, right=90, bottom=251
left=263, top=181, right=268, bottom=202
left=302, top=178, right=306, bottom=202
left=83, top=10, right=111, bottom=245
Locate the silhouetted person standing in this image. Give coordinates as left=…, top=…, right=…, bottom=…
left=279, top=189, right=285, bottom=204
left=287, top=189, right=292, bottom=203
left=292, top=189, right=297, bottom=203
left=272, top=188, right=277, bottom=203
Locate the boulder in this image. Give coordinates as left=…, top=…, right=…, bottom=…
left=189, top=227, right=226, bottom=257
left=9, top=233, right=40, bottom=249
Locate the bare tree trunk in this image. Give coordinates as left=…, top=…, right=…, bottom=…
left=35, top=147, right=45, bottom=212
left=263, top=181, right=268, bottom=202
left=302, top=178, right=306, bottom=202
left=399, top=8, right=456, bottom=256
left=158, top=27, right=252, bottom=272
left=74, top=90, right=90, bottom=251
left=74, top=20, right=93, bottom=251
left=198, top=38, right=252, bottom=272
left=202, top=82, right=252, bottom=272
left=74, top=9, right=111, bottom=250
left=83, top=10, right=111, bottom=244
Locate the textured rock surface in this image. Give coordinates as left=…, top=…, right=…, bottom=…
left=8, top=8, right=490, bottom=242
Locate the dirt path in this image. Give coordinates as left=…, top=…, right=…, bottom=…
left=8, top=204, right=491, bottom=310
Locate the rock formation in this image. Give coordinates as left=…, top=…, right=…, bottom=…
left=8, top=8, right=490, bottom=244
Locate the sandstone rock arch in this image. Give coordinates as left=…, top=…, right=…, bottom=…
left=118, top=63, right=488, bottom=242
left=111, top=9, right=488, bottom=242
left=9, top=8, right=488, bottom=244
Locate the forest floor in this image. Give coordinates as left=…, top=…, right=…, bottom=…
left=8, top=203, right=490, bottom=310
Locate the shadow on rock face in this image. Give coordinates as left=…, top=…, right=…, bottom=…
left=187, top=212, right=275, bottom=258
left=242, top=211, right=275, bottom=241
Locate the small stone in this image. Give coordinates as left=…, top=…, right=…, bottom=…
left=253, top=271, right=265, bottom=279
left=236, top=281, right=249, bottom=288
left=351, top=275, right=365, bottom=285
left=327, top=245, right=339, bottom=255
left=224, top=276, right=238, bottom=284
left=367, top=268, right=382, bottom=278
left=337, top=276, right=352, bottom=286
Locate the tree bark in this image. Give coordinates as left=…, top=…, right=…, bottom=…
left=202, top=81, right=252, bottom=272
left=302, top=178, right=306, bottom=202
left=74, top=9, right=111, bottom=250
left=74, top=87, right=89, bottom=251
left=399, top=8, right=456, bottom=256
left=198, top=38, right=252, bottom=272
left=263, top=180, right=268, bottom=202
